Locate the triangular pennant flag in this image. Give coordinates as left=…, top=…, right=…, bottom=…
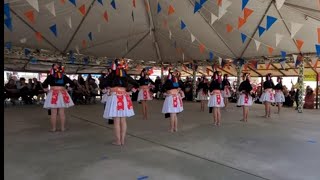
left=275, top=33, right=284, bottom=47
left=75, top=46, right=80, bottom=54
left=35, top=32, right=42, bottom=42
left=318, top=28, right=320, bottom=43
left=132, top=0, right=136, bottom=7
left=168, top=5, right=175, bottom=15
left=83, top=57, right=89, bottom=65
left=241, top=33, right=247, bottom=43
left=144, top=0, right=150, bottom=12
left=258, top=26, right=266, bottom=37
left=30, top=57, right=37, bottom=64
left=291, top=22, right=303, bottom=38
left=281, top=51, right=287, bottom=59
left=243, top=7, right=253, bottom=20
left=5, top=42, right=12, bottom=51
left=96, top=59, right=101, bottom=65
left=82, top=40, right=86, bottom=48
left=226, top=24, right=233, bottom=32
left=4, top=3, right=11, bottom=19
left=45, top=2, right=56, bottom=17
left=88, top=32, right=93, bottom=41
left=210, top=13, right=218, bottom=25
left=250, top=60, right=258, bottom=69
left=111, top=0, right=116, bottom=9
left=66, top=16, right=72, bottom=28
left=206, top=68, right=210, bottom=75
left=60, top=0, right=66, bottom=4
left=49, top=24, right=57, bottom=37
left=243, top=64, right=248, bottom=71
left=316, top=44, right=320, bottom=57
left=268, top=46, right=274, bottom=55
left=104, top=11, right=109, bottom=22
left=199, top=44, right=205, bottom=54
left=163, top=19, right=168, bottom=28
left=242, top=0, right=249, bottom=10
left=24, top=10, right=35, bottom=24
left=97, top=24, right=101, bottom=32
left=295, top=55, right=302, bottom=67
left=266, top=16, right=277, bottom=30
left=217, top=0, right=222, bottom=6
left=132, top=11, right=134, bottom=22
left=180, top=20, right=186, bottom=30
left=20, top=38, right=27, bottom=43
left=218, top=7, right=227, bottom=19
left=221, top=0, right=232, bottom=10
left=194, top=1, right=202, bottom=13
left=169, top=30, right=172, bottom=39
left=24, top=48, right=31, bottom=56
left=265, top=59, right=271, bottom=70
left=292, top=54, right=298, bottom=64
left=311, top=57, right=318, bottom=68
left=209, top=52, right=214, bottom=61
left=218, top=57, right=222, bottom=66
left=200, top=0, right=208, bottom=5
left=69, top=0, right=76, bottom=6
left=182, top=53, right=185, bottom=61
left=98, top=0, right=103, bottom=5
left=275, top=0, right=285, bottom=10
left=279, top=59, right=286, bottom=69
left=221, top=59, right=226, bottom=68
left=254, top=39, right=261, bottom=51
left=79, top=4, right=86, bottom=16
left=238, top=17, right=246, bottom=29
left=26, top=0, right=39, bottom=12
left=191, top=33, right=195, bottom=42
left=296, top=39, right=304, bottom=51
left=157, top=2, right=161, bottom=13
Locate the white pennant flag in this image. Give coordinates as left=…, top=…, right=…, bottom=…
left=210, top=13, right=218, bottom=25
left=97, top=24, right=101, bottom=33
left=221, top=0, right=232, bottom=10
left=26, top=0, right=39, bottom=12
left=75, top=46, right=80, bottom=54
left=218, top=7, right=227, bottom=19
left=311, top=57, right=318, bottom=67
left=20, top=38, right=27, bottom=43
left=254, top=39, right=261, bottom=51
left=182, top=53, right=185, bottom=61
left=276, top=0, right=286, bottom=10
left=66, top=16, right=72, bottom=29
left=290, top=22, right=303, bottom=38
left=275, top=33, right=284, bottom=47
left=191, top=33, right=195, bottom=43
left=280, top=60, right=286, bottom=69
left=96, top=59, right=101, bottom=65
left=218, top=57, right=222, bottom=66
left=45, top=2, right=56, bottom=17
left=292, top=54, right=298, bottom=64
left=169, top=30, right=172, bottom=40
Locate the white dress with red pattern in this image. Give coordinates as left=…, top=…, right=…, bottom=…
left=260, top=90, right=275, bottom=103
left=208, top=93, right=225, bottom=108
left=43, top=89, right=74, bottom=109
left=103, top=92, right=134, bottom=119
left=162, top=93, right=184, bottom=114
left=237, top=93, right=253, bottom=106
left=137, top=88, right=153, bottom=101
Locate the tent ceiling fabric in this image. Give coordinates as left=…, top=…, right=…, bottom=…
left=4, top=0, right=320, bottom=74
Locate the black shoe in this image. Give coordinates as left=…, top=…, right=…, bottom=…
left=108, top=119, right=114, bottom=124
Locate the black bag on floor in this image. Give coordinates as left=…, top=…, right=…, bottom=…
left=165, top=113, right=170, bottom=118
left=209, top=107, right=213, bottom=113
left=108, top=119, right=114, bottom=124
left=48, top=109, right=51, bottom=115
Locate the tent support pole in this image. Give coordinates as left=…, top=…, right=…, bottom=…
left=192, top=67, right=197, bottom=102
left=122, top=31, right=150, bottom=57
left=236, top=65, right=242, bottom=100
left=316, top=72, right=319, bottom=109
left=298, top=62, right=304, bottom=113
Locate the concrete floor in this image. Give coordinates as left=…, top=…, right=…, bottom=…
left=4, top=101, right=320, bottom=180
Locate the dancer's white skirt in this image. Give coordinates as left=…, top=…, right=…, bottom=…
left=137, top=89, right=153, bottom=101
left=222, top=89, right=231, bottom=98
left=197, top=89, right=209, bottom=100
left=43, top=89, right=74, bottom=109
left=208, top=94, right=225, bottom=108
left=237, top=93, right=253, bottom=106
left=260, top=91, right=275, bottom=103
left=103, top=93, right=135, bottom=119
left=101, top=93, right=110, bottom=104
left=162, top=94, right=184, bottom=113
left=274, top=91, right=285, bottom=103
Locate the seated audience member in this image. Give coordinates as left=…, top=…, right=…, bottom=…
left=303, top=86, right=315, bottom=109
left=88, top=78, right=99, bottom=103
left=18, top=78, right=33, bottom=104
left=4, top=79, right=20, bottom=104
left=32, top=78, right=45, bottom=104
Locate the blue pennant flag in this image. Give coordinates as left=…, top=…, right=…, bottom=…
left=266, top=15, right=277, bottom=30
left=84, top=57, right=89, bottom=65
left=88, top=32, right=93, bottom=41
left=5, top=42, right=12, bottom=51
left=200, top=0, right=207, bottom=5
left=4, top=18, right=13, bottom=31
left=49, top=24, right=57, bottom=37
left=258, top=26, right=265, bottom=37
left=69, top=0, right=76, bottom=6
left=281, top=51, right=286, bottom=59
left=97, top=0, right=103, bottom=5
left=110, top=0, right=116, bottom=9
left=180, top=20, right=186, bottom=30
left=295, top=57, right=301, bottom=68
left=24, top=48, right=31, bottom=56
left=242, top=0, right=249, bottom=10
left=194, top=1, right=202, bottom=13
left=233, top=58, right=245, bottom=67
left=221, top=59, right=226, bottom=68
left=157, top=2, right=161, bottom=14
left=209, top=52, right=214, bottom=61
left=316, top=44, right=320, bottom=57
left=241, top=33, right=247, bottom=43
left=4, top=3, right=11, bottom=19
left=70, top=56, right=75, bottom=64
left=30, top=57, right=37, bottom=64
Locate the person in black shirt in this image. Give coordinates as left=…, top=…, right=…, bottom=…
left=222, top=74, right=231, bottom=108
left=162, top=69, right=184, bottom=133
left=237, top=73, right=253, bottom=122
left=274, top=76, right=285, bottom=114
left=137, top=68, right=155, bottom=120
left=196, top=76, right=209, bottom=112
left=259, top=73, right=275, bottom=118
left=102, top=59, right=139, bottom=146
left=42, top=63, right=74, bottom=132
left=154, top=76, right=162, bottom=99
left=208, top=71, right=224, bottom=126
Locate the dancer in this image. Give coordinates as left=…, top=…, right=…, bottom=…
left=137, top=68, right=155, bottom=120
left=208, top=71, right=225, bottom=126
left=197, top=76, right=209, bottom=112
left=162, top=69, right=184, bottom=133
left=238, top=73, right=253, bottom=122
left=103, top=59, right=139, bottom=146
left=222, top=74, right=231, bottom=109
left=43, top=63, right=74, bottom=132
left=260, top=73, right=275, bottom=118
left=274, top=76, right=285, bottom=114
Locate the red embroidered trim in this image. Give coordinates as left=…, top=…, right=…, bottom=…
left=117, top=95, right=124, bottom=110
left=216, top=94, right=221, bottom=105
left=143, top=90, right=148, bottom=100
left=244, top=94, right=249, bottom=104
left=269, top=92, right=273, bottom=101
left=51, top=90, right=59, bottom=104
left=61, top=90, right=70, bottom=103
left=126, top=95, right=133, bottom=110
left=173, top=96, right=178, bottom=107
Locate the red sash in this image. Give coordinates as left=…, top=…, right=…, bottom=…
left=51, top=89, right=70, bottom=104
left=173, top=95, right=178, bottom=107
left=143, top=90, right=148, bottom=100
left=244, top=94, right=249, bottom=104
left=216, top=94, right=221, bottom=105
left=269, top=92, right=273, bottom=101
left=61, top=90, right=70, bottom=103
left=51, top=90, right=59, bottom=104
left=117, top=95, right=124, bottom=110
left=126, top=95, right=133, bottom=110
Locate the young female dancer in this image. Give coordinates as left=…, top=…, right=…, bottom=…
left=43, top=63, right=74, bottom=132
left=197, top=76, right=209, bottom=112
left=222, top=74, right=231, bottom=109
left=162, top=69, right=184, bottom=133
left=238, top=73, right=253, bottom=122
left=103, top=59, right=139, bottom=146
left=137, top=68, right=155, bottom=120
left=274, top=76, right=285, bottom=114
left=208, top=71, right=225, bottom=126
left=260, top=73, right=275, bottom=118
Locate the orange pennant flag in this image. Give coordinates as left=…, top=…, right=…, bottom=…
left=243, top=8, right=253, bottom=20
left=314, top=59, right=319, bottom=68
left=24, top=10, right=35, bottom=24
left=317, top=28, right=320, bottom=43
left=168, top=5, right=175, bottom=15
left=79, top=4, right=86, bottom=16
left=243, top=64, right=248, bottom=71
left=60, top=0, right=66, bottom=4
left=133, top=0, right=136, bottom=8
left=82, top=40, right=87, bottom=48
left=199, top=44, right=205, bottom=54
left=268, top=46, right=274, bottom=55
left=266, top=63, right=271, bottom=70
left=206, top=68, right=210, bottom=75
left=144, top=0, right=150, bottom=12
left=238, top=17, right=246, bottom=29
left=217, top=0, right=222, bottom=7
left=163, top=19, right=168, bottom=28
left=104, top=11, right=109, bottom=22
left=226, top=24, right=233, bottom=33
left=35, top=32, right=42, bottom=42
left=296, top=39, right=304, bottom=51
